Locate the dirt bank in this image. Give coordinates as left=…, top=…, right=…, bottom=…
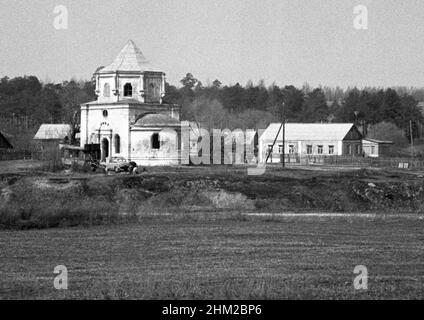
left=1, top=167, right=424, bottom=229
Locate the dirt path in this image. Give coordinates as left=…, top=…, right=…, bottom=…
left=242, top=212, right=424, bottom=219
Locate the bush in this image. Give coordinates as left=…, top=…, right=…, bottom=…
left=0, top=199, right=124, bottom=230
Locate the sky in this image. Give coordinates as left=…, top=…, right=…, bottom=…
left=1, top=0, right=424, bottom=88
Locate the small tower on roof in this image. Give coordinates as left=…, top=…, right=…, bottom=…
left=94, top=40, right=165, bottom=104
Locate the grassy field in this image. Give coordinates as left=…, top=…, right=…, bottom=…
left=0, top=215, right=423, bottom=299
left=1, top=162, right=424, bottom=299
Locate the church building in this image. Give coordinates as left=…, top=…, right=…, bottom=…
left=80, top=40, right=181, bottom=165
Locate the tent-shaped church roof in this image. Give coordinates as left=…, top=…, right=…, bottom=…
left=99, top=40, right=159, bottom=73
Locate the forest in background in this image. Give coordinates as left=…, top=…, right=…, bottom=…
left=1, top=73, right=424, bottom=151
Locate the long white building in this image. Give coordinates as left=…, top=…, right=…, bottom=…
left=258, top=123, right=363, bottom=163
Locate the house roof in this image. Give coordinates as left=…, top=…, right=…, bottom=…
left=99, top=40, right=159, bottom=74
left=0, top=131, right=13, bottom=149
left=132, top=113, right=180, bottom=127
left=34, top=124, right=72, bottom=140
left=260, top=123, right=356, bottom=141
left=362, top=138, right=394, bottom=144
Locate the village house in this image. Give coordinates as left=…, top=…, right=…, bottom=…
left=258, top=123, right=363, bottom=163
left=80, top=40, right=181, bottom=165
left=362, top=138, right=393, bottom=157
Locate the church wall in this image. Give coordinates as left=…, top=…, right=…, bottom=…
left=97, top=75, right=116, bottom=103
left=80, top=106, right=88, bottom=148
left=117, top=75, right=143, bottom=101
left=143, top=74, right=163, bottom=103
left=82, top=105, right=130, bottom=160
left=96, top=73, right=165, bottom=104
left=130, top=128, right=179, bottom=165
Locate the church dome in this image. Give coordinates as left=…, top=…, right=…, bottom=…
left=133, top=113, right=180, bottom=127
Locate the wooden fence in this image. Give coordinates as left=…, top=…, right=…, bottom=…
left=268, top=154, right=424, bottom=170
left=0, top=150, right=37, bottom=161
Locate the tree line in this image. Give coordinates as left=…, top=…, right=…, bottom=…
left=0, top=76, right=95, bottom=128
left=1, top=74, right=423, bottom=144
left=164, top=73, right=424, bottom=140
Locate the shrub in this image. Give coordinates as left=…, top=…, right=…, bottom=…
left=0, top=198, right=124, bottom=230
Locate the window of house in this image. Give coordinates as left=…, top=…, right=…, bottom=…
left=124, top=83, right=132, bottom=97
left=267, top=144, right=273, bottom=153
left=348, top=145, right=352, bottom=155
left=371, top=145, right=375, bottom=155
left=103, top=83, right=110, bottom=97
left=328, top=145, right=334, bottom=155
left=278, top=144, right=283, bottom=154
left=356, top=144, right=361, bottom=155
left=289, top=145, right=295, bottom=154
left=151, top=133, right=160, bottom=149
left=307, top=145, right=312, bottom=155
left=114, top=134, right=120, bottom=154
left=317, top=145, right=323, bottom=154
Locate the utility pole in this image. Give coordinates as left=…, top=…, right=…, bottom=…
left=265, top=101, right=286, bottom=165
left=282, top=102, right=286, bottom=168
left=410, top=120, right=414, bottom=158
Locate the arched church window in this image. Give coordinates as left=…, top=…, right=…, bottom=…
left=103, top=83, right=110, bottom=97
left=114, top=134, right=120, bottom=154
left=151, top=133, right=160, bottom=149
left=124, top=83, right=132, bottom=97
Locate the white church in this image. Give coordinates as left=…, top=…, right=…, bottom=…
left=80, top=40, right=182, bottom=165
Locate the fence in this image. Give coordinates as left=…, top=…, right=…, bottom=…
left=0, top=150, right=35, bottom=161
left=267, top=153, right=424, bottom=170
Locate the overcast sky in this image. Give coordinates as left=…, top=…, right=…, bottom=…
left=1, top=0, right=424, bottom=88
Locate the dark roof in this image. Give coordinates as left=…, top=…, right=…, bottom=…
left=362, top=138, right=394, bottom=144
left=0, top=131, right=13, bottom=149
left=132, top=113, right=180, bottom=127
